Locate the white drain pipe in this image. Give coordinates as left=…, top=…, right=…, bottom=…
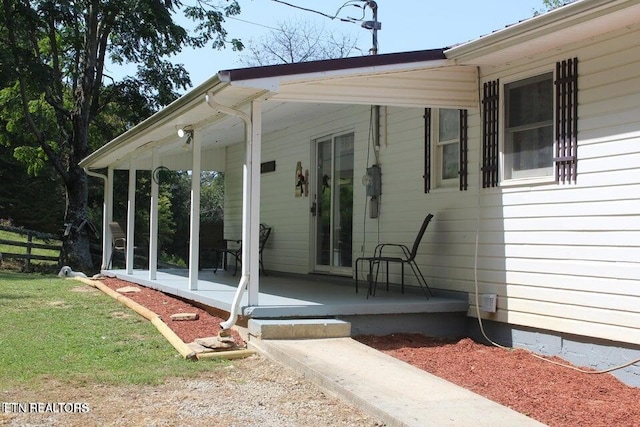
left=206, top=92, right=253, bottom=330
left=84, top=168, right=110, bottom=270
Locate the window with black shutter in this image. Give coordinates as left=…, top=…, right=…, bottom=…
left=492, top=58, right=578, bottom=186
left=425, top=108, right=468, bottom=192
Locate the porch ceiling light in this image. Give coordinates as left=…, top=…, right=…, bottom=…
left=177, top=127, right=193, bottom=150
left=177, top=127, right=193, bottom=138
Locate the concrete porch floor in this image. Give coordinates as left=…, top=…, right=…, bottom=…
left=105, top=268, right=469, bottom=336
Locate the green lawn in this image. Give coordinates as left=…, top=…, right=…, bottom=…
left=0, top=271, right=223, bottom=389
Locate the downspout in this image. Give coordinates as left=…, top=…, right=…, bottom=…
left=205, top=91, right=252, bottom=330
left=84, top=168, right=109, bottom=270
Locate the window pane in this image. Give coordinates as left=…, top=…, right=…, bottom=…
left=504, top=73, right=554, bottom=180
left=442, top=143, right=459, bottom=180
left=316, top=139, right=332, bottom=266
left=505, top=125, right=554, bottom=178
left=507, top=73, right=553, bottom=128
left=333, top=133, right=353, bottom=268
left=439, top=109, right=459, bottom=142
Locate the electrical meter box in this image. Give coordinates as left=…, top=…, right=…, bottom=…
left=365, top=165, right=381, bottom=197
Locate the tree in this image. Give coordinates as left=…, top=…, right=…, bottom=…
left=0, top=144, right=65, bottom=233
left=0, top=0, right=243, bottom=272
left=239, top=18, right=359, bottom=66
left=200, top=171, right=225, bottom=224
left=534, top=0, right=577, bottom=16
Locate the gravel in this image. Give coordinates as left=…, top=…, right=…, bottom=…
left=1, top=355, right=383, bottom=427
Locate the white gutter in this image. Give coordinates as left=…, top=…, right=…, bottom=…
left=205, top=91, right=253, bottom=330
left=445, top=0, right=638, bottom=63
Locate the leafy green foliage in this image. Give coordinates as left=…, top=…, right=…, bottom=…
left=0, top=0, right=242, bottom=270
left=0, top=144, right=64, bottom=233
left=533, top=0, right=577, bottom=16
left=200, top=172, right=225, bottom=224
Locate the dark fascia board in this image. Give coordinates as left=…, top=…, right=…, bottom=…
left=218, top=49, right=447, bottom=83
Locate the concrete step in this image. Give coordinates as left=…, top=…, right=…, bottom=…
left=248, top=318, right=351, bottom=339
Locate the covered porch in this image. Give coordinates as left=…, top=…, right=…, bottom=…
left=81, top=50, right=479, bottom=332
left=108, top=268, right=469, bottom=336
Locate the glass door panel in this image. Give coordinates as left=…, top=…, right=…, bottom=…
left=313, top=133, right=354, bottom=273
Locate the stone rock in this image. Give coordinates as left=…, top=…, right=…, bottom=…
left=195, top=336, right=238, bottom=350
left=187, top=342, right=213, bottom=354
left=116, top=286, right=141, bottom=293
left=170, top=312, right=199, bottom=321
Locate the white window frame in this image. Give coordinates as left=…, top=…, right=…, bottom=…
left=432, top=108, right=460, bottom=189
left=501, top=71, right=555, bottom=184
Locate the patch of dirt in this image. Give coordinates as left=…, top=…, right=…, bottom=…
left=70, top=285, right=100, bottom=293
left=1, top=357, right=378, bottom=427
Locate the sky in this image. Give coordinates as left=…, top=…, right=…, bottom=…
left=109, top=0, right=550, bottom=90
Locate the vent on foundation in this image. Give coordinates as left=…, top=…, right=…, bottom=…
left=479, top=294, right=497, bottom=313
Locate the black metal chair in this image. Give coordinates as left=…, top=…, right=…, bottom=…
left=214, top=223, right=272, bottom=276
left=355, top=213, right=434, bottom=298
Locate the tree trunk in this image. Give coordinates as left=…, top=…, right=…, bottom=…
left=61, top=164, right=94, bottom=274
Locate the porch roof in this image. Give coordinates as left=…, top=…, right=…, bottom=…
left=79, top=49, right=478, bottom=171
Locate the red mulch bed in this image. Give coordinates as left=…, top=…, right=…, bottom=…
left=355, top=334, right=640, bottom=427
left=98, top=277, right=640, bottom=426
left=100, top=277, right=244, bottom=346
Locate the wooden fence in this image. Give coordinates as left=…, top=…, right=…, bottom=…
left=0, top=225, right=61, bottom=271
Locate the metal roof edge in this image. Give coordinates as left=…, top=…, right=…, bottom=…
left=80, top=75, right=228, bottom=169
left=218, top=49, right=447, bottom=83
left=445, top=0, right=636, bottom=61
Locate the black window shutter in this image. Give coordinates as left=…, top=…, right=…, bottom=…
left=459, top=109, right=468, bottom=191
left=424, top=108, right=431, bottom=193
left=555, top=58, right=578, bottom=184
left=482, top=80, right=499, bottom=188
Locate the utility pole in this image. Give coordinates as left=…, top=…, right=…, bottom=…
left=361, top=1, right=381, bottom=55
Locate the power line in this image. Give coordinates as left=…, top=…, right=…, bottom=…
left=226, top=15, right=281, bottom=32
left=268, top=1, right=380, bottom=54
left=269, top=0, right=363, bottom=23
left=224, top=12, right=366, bottom=57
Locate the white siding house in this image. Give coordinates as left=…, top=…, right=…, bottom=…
left=81, top=0, right=640, bottom=385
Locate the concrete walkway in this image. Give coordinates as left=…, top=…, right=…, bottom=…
left=250, top=337, right=546, bottom=427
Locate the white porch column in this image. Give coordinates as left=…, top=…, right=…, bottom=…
left=149, top=148, right=159, bottom=280
left=247, top=100, right=262, bottom=305
left=126, top=159, right=137, bottom=274
left=104, top=167, right=114, bottom=270
left=188, top=130, right=201, bottom=290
